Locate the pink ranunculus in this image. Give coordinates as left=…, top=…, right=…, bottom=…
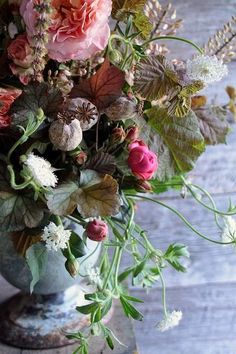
left=20, top=0, right=112, bottom=63
left=8, top=34, right=33, bottom=68
left=128, top=140, right=158, bottom=180
left=0, top=87, right=22, bottom=128
left=86, top=219, right=108, bottom=242
left=7, top=33, right=34, bottom=84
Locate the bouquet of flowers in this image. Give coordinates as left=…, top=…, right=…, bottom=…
left=0, top=0, right=236, bottom=352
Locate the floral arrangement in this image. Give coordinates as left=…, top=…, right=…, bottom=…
left=0, top=0, right=236, bottom=353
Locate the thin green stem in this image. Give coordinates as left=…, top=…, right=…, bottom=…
left=114, top=247, right=122, bottom=290
left=102, top=247, right=120, bottom=291
left=142, top=35, right=204, bottom=54
left=126, top=194, right=234, bottom=245
left=183, top=179, right=236, bottom=217
left=156, top=265, right=168, bottom=317
left=7, top=165, right=33, bottom=190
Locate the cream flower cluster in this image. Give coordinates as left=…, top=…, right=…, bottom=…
left=42, top=222, right=71, bottom=251
left=221, top=216, right=236, bottom=243
left=157, top=310, right=183, bottom=332
left=24, top=153, right=58, bottom=188
left=186, top=55, right=228, bottom=85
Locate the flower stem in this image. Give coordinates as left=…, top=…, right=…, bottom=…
left=142, top=35, right=204, bottom=54
left=126, top=194, right=234, bottom=245
left=157, top=265, right=168, bottom=318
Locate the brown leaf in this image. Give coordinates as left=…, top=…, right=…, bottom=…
left=11, top=230, right=42, bottom=256
left=194, top=106, right=229, bottom=145
left=77, top=174, right=120, bottom=218
left=70, top=60, right=125, bottom=110
left=112, top=0, right=146, bottom=19
left=85, top=152, right=116, bottom=175
left=134, top=55, right=179, bottom=101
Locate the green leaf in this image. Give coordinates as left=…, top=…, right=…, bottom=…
left=112, top=0, right=146, bottom=19
left=133, top=13, right=153, bottom=39
left=134, top=55, right=179, bottom=101
left=47, top=181, right=79, bottom=216
left=133, top=261, right=146, bottom=278
left=0, top=191, right=44, bottom=232
left=121, top=294, right=144, bottom=303
left=118, top=266, right=135, bottom=282
left=26, top=243, right=48, bottom=293
left=164, top=243, right=190, bottom=272
left=76, top=302, right=99, bottom=315
left=145, top=107, right=205, bottom=180
left=149, top=176, right=184, bottom=194
left=63, top=231, right=85, bottom=259
left=106, top=335, right=115, bottom=350
left=120, top=296, right=144, bottom=321
left=10, top=82, right=63, bottom=128
left=194, top=106, right=229, bottom=145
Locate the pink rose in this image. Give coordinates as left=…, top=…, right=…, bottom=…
left=0, top=87, right=22, bottom=128
left=7, top=34, right=34, bottom=84
left=20, top=0, right=112, bottom=63
left=128, top=140, right=158, bottom=180
left=86, top=219, right=108, bottom=242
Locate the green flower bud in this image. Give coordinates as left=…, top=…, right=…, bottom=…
left=65, top=258, right=79, bottom=278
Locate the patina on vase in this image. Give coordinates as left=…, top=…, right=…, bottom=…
left=0, top=224, right=101, bottom=349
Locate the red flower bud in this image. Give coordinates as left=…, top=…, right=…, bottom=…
left=136, top=180, right=153, bottom=193
left=75, top=151, right=88, bottom=165
left=86, top=219, right=108, bottom=242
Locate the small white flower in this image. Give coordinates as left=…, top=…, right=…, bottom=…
left=86, top=266, right=102, bottom=288
left=42, top=222, right=71, bottom=251
left=222, top=216, right=236, bottom=243
left=157, top=310, right=183, bottom=332
left=24, top=153, right=58, bottom=188
left=186, top=55, right=228, bottom=85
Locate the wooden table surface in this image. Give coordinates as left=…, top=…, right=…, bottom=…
left=1, top=1, right=236, bottom=354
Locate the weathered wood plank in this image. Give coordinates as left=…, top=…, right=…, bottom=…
left=132, top=282, right=236, bottom=354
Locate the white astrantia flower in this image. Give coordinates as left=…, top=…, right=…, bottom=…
left=86, top=266, right=102, bottom=288
left=24, top=153, right=58, bottom=188
left=221, top=216, right=236, bottom=243
left=157, top=310, right=183, bottom=332
left=42, top=222, right=71, bottom=251
left=186, top=55, right=228, bottom=85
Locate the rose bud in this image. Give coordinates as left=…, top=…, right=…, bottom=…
left=136, top=180, right=153, bottom=193
left=86, top=220, right=108, bottom=242
left=126, top=126, right=139, bottom=142
left=111, top=127, right=126, bottom=144
left=75, top=151, right=88, bottom=165
left=128, top=140, right=158, bottom=180
left=65, top=258, right=79, bottom=278
left=104, top=97, right=138, bottom=121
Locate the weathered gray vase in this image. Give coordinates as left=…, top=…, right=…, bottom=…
left=0, top=224, right=101, bottom=349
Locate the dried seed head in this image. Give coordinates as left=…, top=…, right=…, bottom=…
left=49, top=114, right=83, bottom=151
left=68, top=98, right=99, bottom=131
left=104, top=97, right=139, bottom=121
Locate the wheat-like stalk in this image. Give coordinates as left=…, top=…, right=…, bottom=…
left=204, top=16, right=236, bottom=63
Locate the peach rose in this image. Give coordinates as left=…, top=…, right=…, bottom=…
left=20, top=0, right=112, bottom=63
left=7, top=34, right=34, bottom=84
left=0, top=88, right=22, bottom=128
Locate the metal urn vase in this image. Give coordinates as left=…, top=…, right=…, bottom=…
left=0, top=224, right=101, bottom=349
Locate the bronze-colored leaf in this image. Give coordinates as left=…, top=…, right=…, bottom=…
left=11, top=230, right=42, bottom=256
left=194, top=106, right=229, bottom=145
left=85, top=152, right=116, bottom=175
left=134, top=55, right=179, bottom=101
left=77, top=174, right=120, bottom=218
left=70, top=60, right=125, bottom=111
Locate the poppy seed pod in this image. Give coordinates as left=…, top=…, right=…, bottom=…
left=49, top=115, right=83, bottom=151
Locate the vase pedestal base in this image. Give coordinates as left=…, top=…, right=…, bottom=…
left=0, top=285, right=91, bottom=349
